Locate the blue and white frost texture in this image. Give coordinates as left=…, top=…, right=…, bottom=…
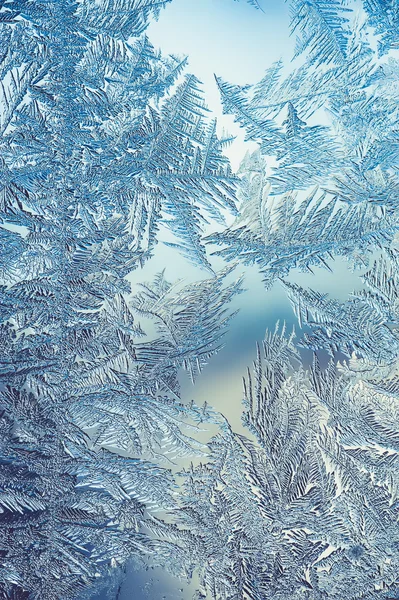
left=1, top=0, right=399, bottom=599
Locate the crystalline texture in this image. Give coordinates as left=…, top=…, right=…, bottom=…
left=0, top=1, right=240, bottom=598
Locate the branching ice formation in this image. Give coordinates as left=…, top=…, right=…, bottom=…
left=0, top=1, right=240, bottom=598
left=175, top=327, right=399, bottom=599
left=2, top=0, right=399, bottom=599
left=210, top=2, right=399, bottom=285
left=173, top=2, right=399, bottom=599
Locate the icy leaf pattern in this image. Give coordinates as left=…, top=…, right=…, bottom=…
left=176, top=2, right=399, bottom=599
left=362, top=0, right=399, bottom=54
left=211, top=22, right=399, bottom=282
left=174, top=328, right=399, bottom=599
left=285, top=248, right=399, bottom=378
left=2, top=0, right=399, bottom=599
left=0, top=0, right=240, bottom=598
left=208, top=151, right=393, bottom=287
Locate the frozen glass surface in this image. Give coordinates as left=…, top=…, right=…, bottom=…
left=1, top=1, right=399, bottom=599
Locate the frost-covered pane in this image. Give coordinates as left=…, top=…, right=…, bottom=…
left=2, top=0, right=399, bottom=599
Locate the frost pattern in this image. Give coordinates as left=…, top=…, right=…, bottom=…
left=0, top=1, right=240, bottom=598
left=210, top=17, right=399, bottom=283
left=2, top=0, right=399, bottom=599
left=208, top=150, right=394, bottom=287
left=175, top=327, right=399, bottom=599
left=176, top=2, right=399, bottom=599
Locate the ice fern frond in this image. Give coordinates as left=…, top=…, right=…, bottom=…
left=215, top=74, right=285, bottom=154
left=289, top=0, right=351, bottom=66
left=234, top=0, right=265, bottom=9
left=174, top=327, right=399, bottom=599
left=362, top=0, right=399, bottom=55
left=215, top=23, right=387, bottom=199
left=212, top=21, right=399, bottom=284
left=284, top=247, right=399, bottom=375
left=0, top=383, right=177, bottom=600
left=208, top=151, right=395, bottom=287
left=81, top=0, right=172, bottom=40
left=0, top=0, right=240, bottom=597
left=131, top=267, right=243, bottom=384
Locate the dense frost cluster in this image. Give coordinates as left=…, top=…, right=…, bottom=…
left=1, top=1, right=399, bottom=599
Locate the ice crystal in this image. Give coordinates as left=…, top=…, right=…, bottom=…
left=0, top=0, right=240, bottom=597
left=174, top=327, right=399, bottom=599
left=209, top=2, right=399, bottom=289
left=2, top=0, right=399, bottom=599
